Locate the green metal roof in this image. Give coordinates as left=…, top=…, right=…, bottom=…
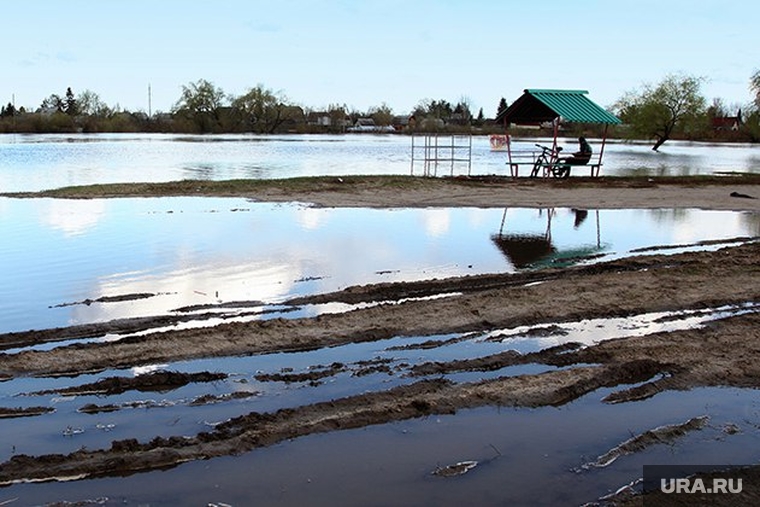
left=496, top=89, right=621, bottom=125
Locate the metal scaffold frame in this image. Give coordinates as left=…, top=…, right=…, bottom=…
left=410, top=133, right=472, bottom=177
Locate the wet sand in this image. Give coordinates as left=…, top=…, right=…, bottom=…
left=244, top=177, right=760, bottom=212
left=1, top=176, right=759, bottom=503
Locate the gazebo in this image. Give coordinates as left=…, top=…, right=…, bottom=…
left=494, top=89, right=621, bottom=177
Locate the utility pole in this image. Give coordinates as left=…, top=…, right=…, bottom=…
left=148, top=84, right=152, bottom=118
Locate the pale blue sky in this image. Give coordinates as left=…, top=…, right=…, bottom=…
left=2, top=0, right=758, bottom=117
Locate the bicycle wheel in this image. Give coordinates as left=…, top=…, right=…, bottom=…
left=552, top=164, right=570, bottom=179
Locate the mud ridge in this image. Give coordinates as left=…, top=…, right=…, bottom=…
left=579, top=415, right=710, bottom=470
left=50, top=292, right=158, bottom=308
left=0, top=364, right=644, bottom=485
left=0, top=407, right=55, bottom=419
left=78, top=391, right=258, bottom=414
left=28, top=371, right=227, bottom=396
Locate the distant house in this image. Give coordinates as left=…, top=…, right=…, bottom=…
left=352, top=118, right=376, bottom=131
left=347, top=118, right=394, bottom=133
left=392, top=115, right=415, bottom=131
left=420, top=117, right=445, bottom=130
left=712, top=110, right=743, bottom=131
left=307, top=111, right=332, bottom=127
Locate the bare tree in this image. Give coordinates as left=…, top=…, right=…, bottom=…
left=77, top=90, right=112, bottom=116
left=751, top=69, right=760, bottom=109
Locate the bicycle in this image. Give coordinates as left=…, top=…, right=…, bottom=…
left=530, top=144, right=563, bottom=178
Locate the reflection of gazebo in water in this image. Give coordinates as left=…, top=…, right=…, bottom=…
left=495, top=89, right=621, bottom=177
left=492, top=208, right=603, bottom=269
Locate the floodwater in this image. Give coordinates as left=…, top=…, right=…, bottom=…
left=1, top=197, right=758, bottom=335
left=1, top=133, right=760, bottom=505
left=0, top=133, right=759, bottom=192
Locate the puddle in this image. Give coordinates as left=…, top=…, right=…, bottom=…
left=485, top=303, right=760, bottom=354
left=1, top=197, right=758, bottom=335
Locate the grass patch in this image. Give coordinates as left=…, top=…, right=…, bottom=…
left=3, top=175, right=463, bottom=199
left=3, top=173, right=760, bottom=199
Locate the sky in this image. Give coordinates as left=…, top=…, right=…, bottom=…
left=2, top=0, right=758, bottom=117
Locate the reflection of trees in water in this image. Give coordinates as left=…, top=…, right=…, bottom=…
left=745, top=156, right=760, bottom=174
left=645, top=208, right=760, bottom=239
left=740, top=212, right=760, bottom=235
left=182, top=164, right=216, bottom=179
left=616, top=165, right=702, bottom=177
left=646, top=208, right=692, bottom=224
left=607, top=141, right=760, bottom=176
left=610, top=145, right=700, bottom=176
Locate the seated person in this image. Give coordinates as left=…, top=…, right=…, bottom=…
left=554, top=137, right=592, bottom=178
left=562, top=137, right=592, bottom=165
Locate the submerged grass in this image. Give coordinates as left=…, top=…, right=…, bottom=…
left=3, top=173, right=760, bottom=199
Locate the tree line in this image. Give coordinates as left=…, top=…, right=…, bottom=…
left=0, top=80, right=490, bottom=137
left=2, top=71, right=760, bottom=150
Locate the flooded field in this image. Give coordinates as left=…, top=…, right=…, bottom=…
left=1, top=135, right=759, bottom=505
left=1, top=133, right=759, bottom=192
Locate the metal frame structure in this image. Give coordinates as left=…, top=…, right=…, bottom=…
left=410, top=133, right=472, bottom=177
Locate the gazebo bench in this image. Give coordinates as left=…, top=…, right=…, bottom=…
left=507, top=153, right=604, bottom=177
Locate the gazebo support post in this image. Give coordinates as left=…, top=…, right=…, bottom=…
left=552, top=118, right=560, bottom=153
left=503, top=119, right=518, bottom=178
left=595, top=124, right=610, bottom=177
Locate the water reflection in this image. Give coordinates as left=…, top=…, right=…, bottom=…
left=493, top=208, right=604, bottom=268
left=492, top=208, right=555, bottom=269
left=492, top=234, right=556, bottom=268
left=1, top=134, right=759, bottom=192
left=40, top=199, right=107, bottom=236
left=0, top=197, right=757, bottom=334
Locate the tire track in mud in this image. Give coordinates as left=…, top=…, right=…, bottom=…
left=1, top=311, right=759, bottom=486
left=1, top=242, right=759, bottom=377
left=0, top=358, right=688, bottom=485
